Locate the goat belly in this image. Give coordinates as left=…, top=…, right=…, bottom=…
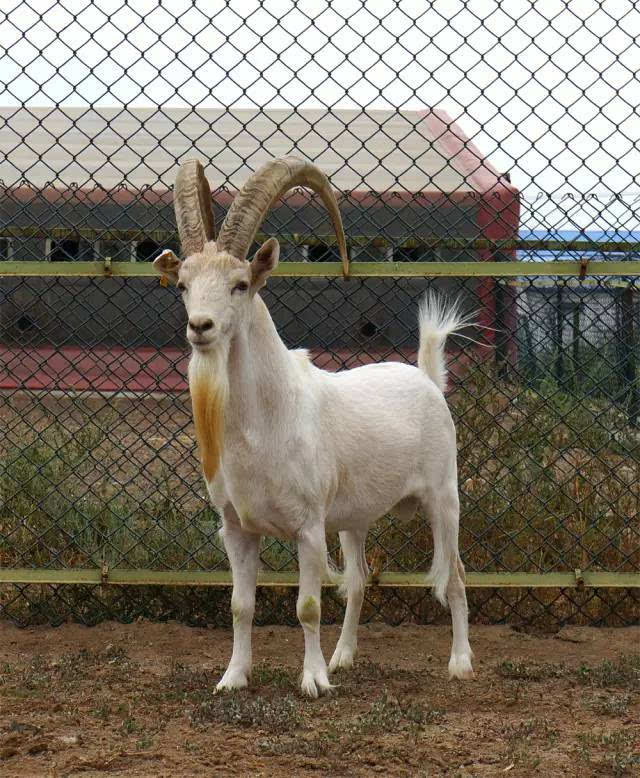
left=229, top=490, right=305, bottom=541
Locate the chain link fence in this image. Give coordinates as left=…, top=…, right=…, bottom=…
left=1, top=0, right=639, bottom=628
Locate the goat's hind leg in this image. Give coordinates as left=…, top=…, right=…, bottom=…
left=329, top=529, right=368, bottom=673
left=447, top=552, right=474, bottom=680
left=423, top=485, right=474, bottom=680
left=216, top=503, right=260, bottom=692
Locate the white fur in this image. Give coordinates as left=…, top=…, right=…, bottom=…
left=168, top=244, right=474, bottom=695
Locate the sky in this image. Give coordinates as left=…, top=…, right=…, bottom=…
left=1, top=0, right=639, bottom=231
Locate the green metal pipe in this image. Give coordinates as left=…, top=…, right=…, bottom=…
left=0, top=568, right=637, bottom=588
left=2, top=260, right=640, bottom=278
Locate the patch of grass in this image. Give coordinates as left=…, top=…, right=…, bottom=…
left=499, top=654, right=640, bottom=692
left=163, top=662, right=302, bottom=732
left=504, top=717, right=558, bottom=746
left=348, top=691, right=443, bottom=736
left=577, top=729, right=639, bottom=776
left=13, top=655, right=51, bottom=691
left=189, top=692, right=302, bottom=732
left=258, top=731, right=339, bottom=758
left=259, top=691, right=443, bottom=761
left=496, top=660, right=569, bottom=682
left=501, top=717, right=558, bottom=773
left=0, top=647, right=139, bottom=701
left=164, top=662, right=218, bottom=704
left=250, top=661, right=297, bottom=690
left=588, top=693, right=632, bottom=717
left=333, top=659, right=425, bottom=688
left=1, top=415, right=224, bottom=572
left=577, top=655, right=640, bottom=690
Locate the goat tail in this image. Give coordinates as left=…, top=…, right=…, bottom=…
left=426, top=531, right=455, bottom=608
left=417, top=291, right=473, bottom=394
left=424, top=489, right=464, bottom=609
left=326, top=555, right=344, bottom=595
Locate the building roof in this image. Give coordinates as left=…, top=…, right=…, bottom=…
left=1, top=106, right=508, bottom=195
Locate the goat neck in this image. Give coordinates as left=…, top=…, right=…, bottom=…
left=224, top=293, right=300, bottom=441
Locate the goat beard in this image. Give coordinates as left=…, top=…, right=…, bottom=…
left=188, top=348, right=229, bottom=483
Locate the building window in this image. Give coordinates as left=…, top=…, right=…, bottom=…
left=98, top=239, right=131, bottom=262
left=136, top=239, right=160, bottom=262
left=393, top=247, right=438, bottom=262
left=134, top=239, right=179, bottom=262
left=0, top=238, right=13, bottom=261
left=308, top=243, right=340, bottom=262
left=47, top=238, right=94, bottom=261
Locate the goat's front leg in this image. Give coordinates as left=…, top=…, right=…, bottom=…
left=216, top=504, right=260, bottom=692
left=297, top=523, right=333, bottom=698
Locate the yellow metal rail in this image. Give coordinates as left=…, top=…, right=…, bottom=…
left=0, top=568, right=638, bottom=588
left=1, top=259, right=640, bottom=278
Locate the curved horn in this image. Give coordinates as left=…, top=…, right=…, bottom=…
left=217, top=157, right=348, bottom=275
left=173, top=159, right=215, bottom=257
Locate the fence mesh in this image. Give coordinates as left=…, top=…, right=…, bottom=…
left=1, top=0, right=639, bottom=627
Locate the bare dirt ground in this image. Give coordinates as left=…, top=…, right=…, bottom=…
left=0, top=621, right=638, bottom=777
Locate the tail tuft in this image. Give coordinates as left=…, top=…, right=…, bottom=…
left=326, top=555, right=344, bottom=596
left=417, top=292, right=474, bottom=394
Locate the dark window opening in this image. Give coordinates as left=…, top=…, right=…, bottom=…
left=393, top=247, right=437, bottom=262
left=308, top=243, right=339, bottom=262
left=17, top=315, right=35, bottom=331
left=100, top=240, right=130, bottom=261
left=136, top=239, right=180, bottom=262
left=0, top=238, right=10, bottom=260
left=50, top=239, right=92, bottom=261
left=136, top=239, right=160, bottom=262
left=360, top=321, right=378, bottom=337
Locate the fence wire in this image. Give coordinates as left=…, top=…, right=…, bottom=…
left=1, top=0, right=639, bottom=627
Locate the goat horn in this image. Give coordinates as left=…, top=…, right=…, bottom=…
left=217, top=157, right=348, bottom=274
left=173, top=159, right=215, bottom=257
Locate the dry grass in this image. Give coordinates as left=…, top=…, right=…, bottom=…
left=1, top=361, right=639, bottom=626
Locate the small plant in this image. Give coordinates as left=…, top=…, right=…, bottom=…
left=121, top=716, right=137, bottom=735
left=90, top=703, right=111, bottom=721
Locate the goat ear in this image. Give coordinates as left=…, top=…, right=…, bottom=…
left=249, top=238, right=280, bottom=290
left=153, top=249, right=181, bottom=283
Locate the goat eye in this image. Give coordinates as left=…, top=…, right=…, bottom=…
left=232, top=281, right=249, bottom=294
left=176, top=282, right=186, bottom=292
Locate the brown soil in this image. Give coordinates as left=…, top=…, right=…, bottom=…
left=0, top=622, right=638, bottom=777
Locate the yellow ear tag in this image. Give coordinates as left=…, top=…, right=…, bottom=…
left=160, top=275, right=169, bottom=287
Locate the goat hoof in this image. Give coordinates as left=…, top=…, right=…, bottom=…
left=300, top=668, right=334, bottom=698
left=328, top=643, right=355, bottom=673
left=448, top=654, right=475, bottom=680
left=216, top=667, right=250, bottom=692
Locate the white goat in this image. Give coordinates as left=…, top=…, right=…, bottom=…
left=154, top=157, right=474, bottom=697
